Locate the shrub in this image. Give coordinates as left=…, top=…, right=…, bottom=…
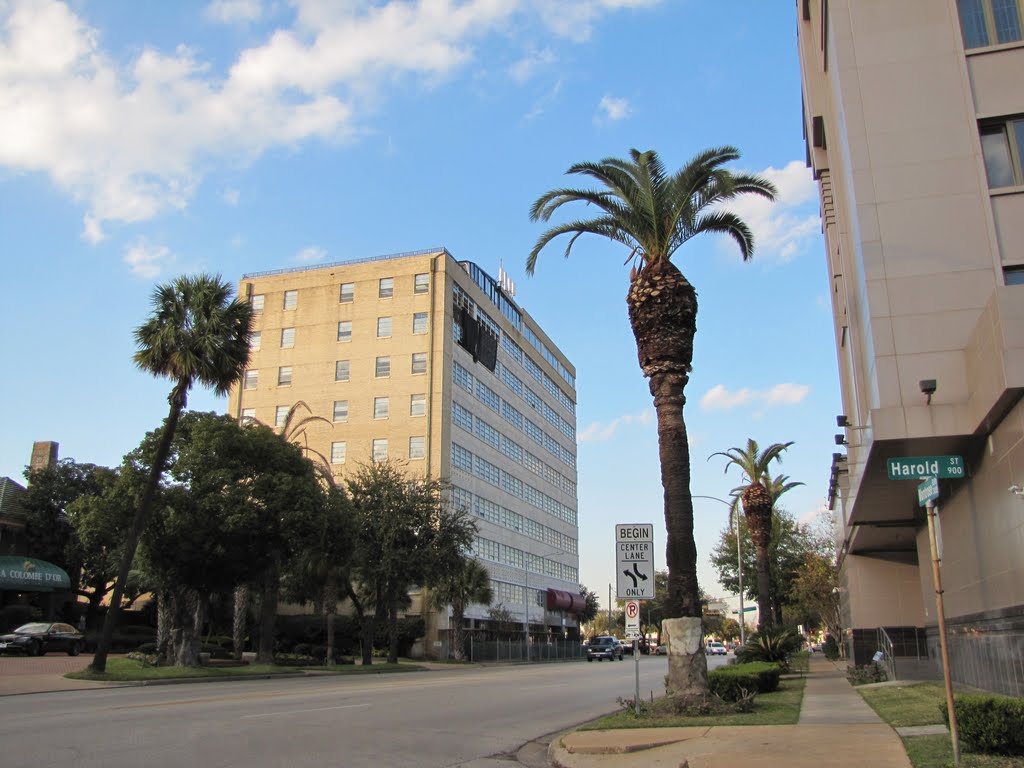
left=846, top=663, right=887, bottom=685
left=823, top=635, right=840, bottom=661
left=735, top=627, right=802, bottom=669
left=708, top=661, right=781, bottom=701
left=942, top=694, right=1024, bottom=755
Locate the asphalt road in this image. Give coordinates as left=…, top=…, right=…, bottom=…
left=0, top=654, right=730, bottom=768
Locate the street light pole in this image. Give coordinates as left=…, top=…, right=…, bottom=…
left=693, top=495, right=746, bottom=645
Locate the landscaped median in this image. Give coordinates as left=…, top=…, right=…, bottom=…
left=579, top=661, right=806, bottom=730
left=857, top=682, right=1024, bottom=768
left=66, top=658, right=427, bottom=683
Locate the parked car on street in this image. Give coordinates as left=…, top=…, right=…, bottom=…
left=0, top=622, right=83, bottom=656
left=586, top=636, right=624, bottom=662
left=654, top=644, right=668, bottom=655
left=706, top=641, right=728, bottom=655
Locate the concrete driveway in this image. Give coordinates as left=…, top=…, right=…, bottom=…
left=0, top=652, right=113, bottom=696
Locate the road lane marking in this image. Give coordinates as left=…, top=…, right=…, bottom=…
left=241, top=703, right=371, bottom=719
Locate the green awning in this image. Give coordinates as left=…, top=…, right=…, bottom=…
left=0, top=556, right=71, bottom=592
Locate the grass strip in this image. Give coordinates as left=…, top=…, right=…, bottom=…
left=67, top=658, right=424, bottom=682
left=902, top=734, right=1024, bottom=768
left=580, top=675, right=806, bottom=730
left=857, top=682, right=947, bottom=727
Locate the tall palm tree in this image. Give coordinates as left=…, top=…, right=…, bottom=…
left=528, top=147, right=775, bottom=695
left=90, top=274, right=253, bottom=673
left=429, top=557, right=493, bottom=662
left=710, top=440, right=795, bottom=630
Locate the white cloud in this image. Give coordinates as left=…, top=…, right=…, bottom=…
left=124, top=241, right=174, bottom=279
left=223, top=188, right=240, bottom=206
left=294, top=245, right=327, bottom=263
left=717, top=160, right=821, bottom=264
left=596, top=94, right=631, bottom=122
left=522, top=77, right=563, bottom=122
left=0, top=1, right=663, bottom=234
left=578, top=409, right=652, bottom=443
left=700, top=382, right=810, bottom=411
left=81, top=215, right=105, bottom=244
left=509, top=48, right=556, bottom=84
left=204, top=0, right=263, bottom=24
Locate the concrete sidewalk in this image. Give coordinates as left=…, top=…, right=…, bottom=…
left=0, top=654, right=118, bottom=696
left=548, top=656, right=912, bottom=768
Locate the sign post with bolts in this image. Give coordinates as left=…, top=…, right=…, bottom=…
left=615, top=524, right=654, bottom=716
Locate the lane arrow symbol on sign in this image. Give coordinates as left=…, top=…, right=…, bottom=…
left=623, top=569, right=638, bottom=588
left=632, top=564, right=648, bottom=582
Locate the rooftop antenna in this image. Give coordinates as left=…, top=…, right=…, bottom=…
left=497, top=259, right=516, bottom=298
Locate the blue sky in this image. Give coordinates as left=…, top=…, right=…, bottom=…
left=0, top=1, right=840, bottom=610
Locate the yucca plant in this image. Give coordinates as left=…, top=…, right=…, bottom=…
left=735, top=626, right=802, bottom=670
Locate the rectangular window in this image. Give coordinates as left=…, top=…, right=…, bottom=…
left=379, top=277, right=394, bottom=298
left=959, top=0, right=1023, bottom=48
left=452, top=401, right=473, bottom=432
left=339, top=282, right=355, bottom=303
left=410, top=393, right=426, bottom=417
left=372, top=438, right=388, bottom=462
left=409, top=436, right=425, bottom=459
left=475, top=380, right=500, bottom=412
left=474, top=417, right=500, bottom=450
left=277, top=366, right=292, bottom=386
left=375, top=356, right=391, bottom=378
left=283, top=290, right=298, bottom=310
left=333, top=400, right=349, bottom=422
left=453, top=361, right=473, bottom=392
left=240, top=408, right=256, bottom=422
left=250, top=332, right=261, bottom=351
left=281, top=327, right=295, bottom=348
left=244, top=370, right=258, bottom=390
left=377, top=316, right=392, bottom=337
left=1005, top=266, right=1024, bottom=284
left=331, top=441, right=347, bottom=464
left=411, top=352, right=427, bottom=374
left=412, top=312, right=428, bottom=335
left=981, top=118, right=1024, bottom=188
left=335, top=360, right=350, bottom=382
left=373, top=397, right=389, bottom=419
left=251, top=294, right=265, bottom=312
left=337, top=321, right=352, bottom=342
left=451, top=442, right=473, bottom=472
left=275, top=405, right=290, bottom=427
left=414, top=273, right=429, bottom=294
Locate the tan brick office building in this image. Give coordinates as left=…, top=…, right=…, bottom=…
left=797, top=1, right=1024, bottom=694
left=228, top=249, right=582, bottom=655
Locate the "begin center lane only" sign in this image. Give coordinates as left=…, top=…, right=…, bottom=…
left=615, top=523, right=655, bottom=600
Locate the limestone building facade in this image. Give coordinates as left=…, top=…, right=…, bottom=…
left=228, top=249, right=582, bottom=654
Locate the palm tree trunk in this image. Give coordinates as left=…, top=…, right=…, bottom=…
left=256, top=552, right=280, bottom=664
left=387, top=601, right=399, bottom=664
left=754, top=544, right=772, bottom=630
left=90, top=380, right=188, bottom=673
left=451, top=603, right=465, bottom=662
left=232, top=584, right=249, bottom=661
left=324, top=580, right=337, bottom=667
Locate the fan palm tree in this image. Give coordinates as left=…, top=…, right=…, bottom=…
left=710, top=439, right=795, bottom=630
left=528, top=147, right=775, bottom=695
left=90, top=274, right=253, bottom=673
left=429, top=557, right=494, bottom=661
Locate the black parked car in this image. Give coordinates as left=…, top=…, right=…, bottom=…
left=586, top=636, right=624, bottom=662
left=0, top=622, right=83, bottom=656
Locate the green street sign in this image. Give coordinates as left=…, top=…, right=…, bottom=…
left=887, top=455, right=965, bottom=480
left=918, top=476, right=940, bottom=506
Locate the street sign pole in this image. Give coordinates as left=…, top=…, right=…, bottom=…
left=926, top=498, right=960, bottom=766
left=634, top=637, right=640, bottom=716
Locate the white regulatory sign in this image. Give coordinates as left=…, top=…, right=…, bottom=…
left=615, top=523, right=655, bottom=600
left=625, top=600, right=641, bottom=638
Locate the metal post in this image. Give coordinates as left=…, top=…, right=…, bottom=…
left=927, top=500, right=960, bottom=766
left=634, top=638, right=640, bottom=715
left=524, top=569, right=529, bottom=653
left=736, top=514, right=746, bottom=646
left=608, top=583, right=612, bottom=635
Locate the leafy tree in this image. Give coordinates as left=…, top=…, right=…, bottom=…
left=429, top=557, right=493, bottom=661
left=347, top=461, right=476, bottom=664
left=528, top=147, right=775, bottom=696
left=91, top=274, right=253, bottom=673
left=577, top=585, right=600, bottom=625
left=485, top=603, right=520, bottom=639
left=791, top=550, right=842, bottom=652
left=65, top=468, right=137, bottom=628
left=711, top=510, right=821, bottom=627
left=21, top=459, right=113, bottom=575
left=710, top=439, right=795, bottom=629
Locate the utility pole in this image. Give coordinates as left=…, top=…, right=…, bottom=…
left=607, top=583, right=612, bottom=634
